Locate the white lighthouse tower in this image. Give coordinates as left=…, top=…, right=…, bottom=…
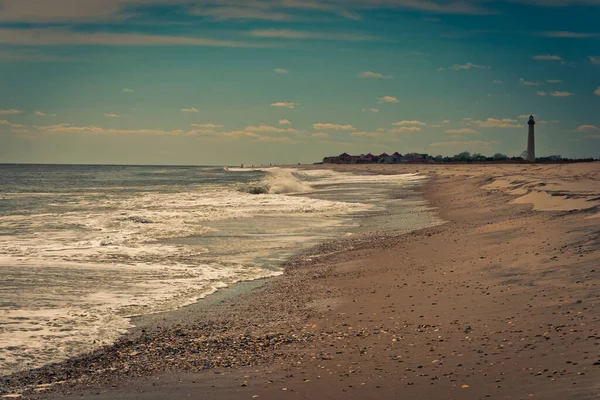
left=527, top=115, right=535, bottom=162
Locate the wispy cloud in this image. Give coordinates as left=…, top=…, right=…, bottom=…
left=0, top=119, right=24, bottom=128
left=0, top=109, right=23, bottom=115
left=537, top=91, right=547, bottom=96
left=595, top=87, right=600, bottom=96
left=429, top=140, right=491, bottom=148
left=278, top=119, right=291, bottom=125
left=122, top=88, right=134, bottom=93
left=191, top=6, right=293, bottom=21
left=311, top=132, right=330, bottom=138
left=392, top=120, right=426, bottom=126
left=590, top=56, right=600, bottom=64
left=358, top=71, right=392, bottom=79
left=274, top=68, right=289, bottom=74
left=181, top=107, right=200, bottom=112
left=104, top=113, right=119, bottom=117
left=37, top=124, right=184, bottom=136
left=34, top=111, right=56, bottom=117
left=546, top=79, right=563, bottom=83
left=389, top=127, right=422, bottom=133
left=536, top=31, right=599, bottom=39
left=0, top=28, right=268, bottom=48
left=445, top=128, right=479, bottom=134
left=362, top=108, right=379, bottom=113
left=574, top=125, right=600, bottom=133
left=313, top=123, right=356, bottom=131
left=271, top=101, right=299, bottom=109
left=550, top=91, right=572, bottom=97
left=520, top=78, right=543, bottom=86
left=492, top=80, right=503, bottom=84
left=350, top=131, right=388, bottom=138
left=190, top=123, right=223, bottom=128
left=249, top=29, right=378, bottom=41
left=532, top=54, right=562, bottom=61
left=244, top=124, right=297, bottom=133
left=377, top=96, right=399, bottom=104
left=450, top=62, right=490, bottom=71
left=470, top=118, right=522, bottom=128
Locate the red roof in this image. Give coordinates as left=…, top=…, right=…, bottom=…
left=365, top=153, right=375, bottom=158
left=392, top=152, right=402, bottom=157
left=379, top=153, right=389, bottom=157
left=339, top=152, right=351, bottom=157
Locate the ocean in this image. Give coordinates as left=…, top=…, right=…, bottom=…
left=0, top=164, right=441, bottom=375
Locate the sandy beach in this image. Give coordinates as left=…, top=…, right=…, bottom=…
left=2, top=163, right=599, bottom=399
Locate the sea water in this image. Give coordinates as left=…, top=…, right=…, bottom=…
left=0, top=164, right=441, bottom=375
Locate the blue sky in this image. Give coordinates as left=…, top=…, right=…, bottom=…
left=0, top=0, right=599, bottom=165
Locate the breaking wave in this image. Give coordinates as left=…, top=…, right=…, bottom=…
left=241, top=168, right=312, bottom=195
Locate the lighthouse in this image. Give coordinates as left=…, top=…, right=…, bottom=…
left=527, top=115, right=535, bottom=162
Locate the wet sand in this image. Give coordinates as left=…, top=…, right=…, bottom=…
left=2, top=163, right=599, bottom=399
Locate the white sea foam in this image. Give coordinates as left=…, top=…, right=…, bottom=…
left=0, top=166, right=433, bottom=376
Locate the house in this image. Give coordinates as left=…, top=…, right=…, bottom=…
left=323, top=156, right=340, bottom=164
left=338, top=152, right=353, bottom=163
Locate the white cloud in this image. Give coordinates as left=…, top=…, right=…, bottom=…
left=0, top=109, right=22, bottom=115
left=181, top=107, right=200, bottom=112
left=271, top=102, right=299, bottom=109
left=274, top=68, right=289, bottom=74
left=377, top=96, right=399, bottom=103
left=537, top=91, right=547, bottom=96
left=590, top=56, right=600, bottom=65
left=278, top=119, right=291, bottom=125
left=0, top=28, right=268, bottom=48
left=550, top=91, right=572, bottom=97
left=546, top=80, right=563, bottom=83
left=188, top=129, right=294, bottom=142
left=34, top=111, right=56, bottom=117
left=520, top=78, right=543, bottom=86
left=537, top=31, right=599, bottom=39
left=517, top=114, right=536, bottom=119
left=192, top=6, right=292, bottom=21
left=358, top=71, right=392, bottom=79
left=37, top=124, right=183, bottom=136
left=470, top=118, right=523, bottom=128
left=552, top=120, right=560, bottom=124
left=122, top=88, right=134, bottom=92
left=594, top=87, right=600, bottom=96
left=249, top=29, right=378, bottom=42
left=430, top=140, right=491, bottom=148
left=392, top=120, right=426, bottom=126
left=0, top=119, right=24, bottom=128
left=311, top=132, right=330, bottom=138
left=350, top=131, right=387, bottom=138
left=313, top=123, right=356, bottom=131
left=244, top=124, right=297, bottom=133
left=369, top=108, right=379, bottom=113
left=450, top=63, right=490, bottom=71
left=190, top=123, right=223, bottom=128
left=539, top=120, right=549, bottom=124
left=389, top=127, right=421, bottom=133
left=442, top=120, right=450, bottom=124
left=574, top=125, right=600, bottom=133
left=104, top=113, right=119, bottom=117
left=532, top=55, right=562, bottom=61
left=445, top=128, right=479, bottom=134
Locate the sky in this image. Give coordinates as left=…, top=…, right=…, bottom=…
left=0, top=0, right=599, bottom=166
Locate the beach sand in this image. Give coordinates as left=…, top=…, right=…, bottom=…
left=2, top=163, right=599, bottom=399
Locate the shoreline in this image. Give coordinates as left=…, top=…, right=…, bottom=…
left=2, top=163, right=599, bottom=399
left=0, top=167, right=439, bottom=395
